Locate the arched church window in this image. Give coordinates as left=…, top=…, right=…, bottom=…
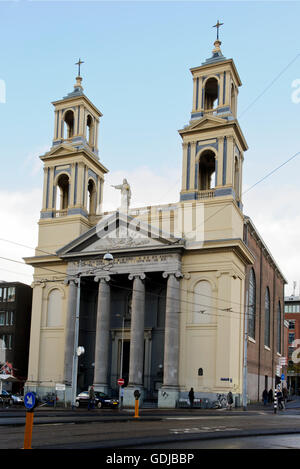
left=231, top=83, right=237, bottom=116
left=55, top=174, right=69, bottom=211
left=193, top=280, right=213, bottom=324
left=277, top=301, right=282, bottom=354
left=234, top=156, right=240, bottom=199
left=64, top=110, right=74, bottom=139
left=248, top=268, right=256, bottom=339
left=86, top=115, right=94, bottom=146
left=87, top=179, right=97, bottom=215
left=198, top=150, right=216, bottom=190
left=204, top=78, right=218, bottom=111
left=264, top=287, right=271, bottom=347
left=47, top=289, right=63, bottom=327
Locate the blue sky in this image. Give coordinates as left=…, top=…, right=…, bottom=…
left=1, top=1, right=300, bottom=292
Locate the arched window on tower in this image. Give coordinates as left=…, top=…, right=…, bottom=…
left=63, top=110, right=75, bottom=139
left=86, top=115, right=94, bottom=146
left=55, top=174, right=69, bottom=212
left=264, top=287, right=271, bottom=348
left=248, top=268, right=256, bottom=339
left=198, top=150, right=216, bottom=190
left=234, top=156, right=240, bottom=199
left=204, top=78, right=218, bottom=112
left=231, top=83, right=237, bottom=117
left=87, top=179, right=97, bottom=215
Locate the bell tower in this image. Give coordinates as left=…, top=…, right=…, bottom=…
left=38, top=65, right=109, bottom=253
left=179, top=34, right=248, bottom=208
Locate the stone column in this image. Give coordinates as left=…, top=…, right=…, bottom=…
left=63, top=279, right=78, bottom=387
left=158, top=271, right=183, bottom=408
left=93, top=276, right=111, bottom=393
left=123, top=273, right=146, bottom=407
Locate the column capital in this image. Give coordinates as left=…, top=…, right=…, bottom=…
left=64, top=277, right=80, bottom=286
left=31, top=281, right=46, bottom=288
left=128, top=273, right=146, bottom=281
left=162, top=271, right=183, bottom=280
left=94, top=275, right=111, bottom=283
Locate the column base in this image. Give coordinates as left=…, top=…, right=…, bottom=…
left=123, top=385, right=144, bottom=408
left=158, top=386, right=179, bottom=408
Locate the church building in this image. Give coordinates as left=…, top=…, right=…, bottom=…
left=24, top=35, right=286, bottom=407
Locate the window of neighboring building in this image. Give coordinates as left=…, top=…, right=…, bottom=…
left=2, top=288, right=7, bottom=302
left=264, top=288, right=271, bottom=347
left=248, top=268, right=256, bottom=339
left=10, top=311, right=14, bottom=326
left=289, top=320, right=296, bottom=330
left=289, top=332, right=295, bottom=344
left=0, top=312, right=5, bottom=326
left=0, top=288, right=2, bottom=302
left=7, top=287, right=15, bottom=302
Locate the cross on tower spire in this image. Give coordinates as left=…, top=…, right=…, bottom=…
left=213, top=20, right=224, bottom=41
left=75, top=58, right=84, bottom=77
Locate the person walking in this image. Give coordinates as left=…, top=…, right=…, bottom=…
left=262, top=388, right=268, bottom=406
left=227, top=391, right=233, bottom=410
left=188, top=388, right=194, bottom=408
left=88, top=385, right=95, bottom=410
left=268, top=388, right=273, bottom=404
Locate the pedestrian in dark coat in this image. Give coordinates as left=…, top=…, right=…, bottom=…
left=88, top=385, right=95, bottom=410
left=188, top=388, right=194, bottom=408
left=268, top=389, right=273, bottom=403
left=227, top=391, right=233, bottom=410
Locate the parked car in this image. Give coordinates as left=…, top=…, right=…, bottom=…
left=75, top=391, right=119, bottom=409
left=0, top=390, right=24, bottom=406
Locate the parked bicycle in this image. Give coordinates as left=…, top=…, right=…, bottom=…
left=212, top=393, right=227, bottom=409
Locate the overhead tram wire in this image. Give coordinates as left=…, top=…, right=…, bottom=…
left=0, top=251, right=262, bottom=323
left=0, top=238, right=259, bottom=316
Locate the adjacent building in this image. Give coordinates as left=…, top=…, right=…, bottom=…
left=24, top=35, right=286, bottom=407
left=0, top=282, right=32, bottom=392
left=244, top=218, right=286, bottom=401
left=284, top=294, right=300, bottom=395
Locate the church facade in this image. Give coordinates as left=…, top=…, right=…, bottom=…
left=24, top=38, right=286, bottom=407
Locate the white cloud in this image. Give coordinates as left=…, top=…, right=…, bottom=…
left=0, top=189, right=41, bottom=285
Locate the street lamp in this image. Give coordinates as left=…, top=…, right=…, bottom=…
left=71, top=252, right=114, bottom=408
left=116, top=313, right=125, bottom=408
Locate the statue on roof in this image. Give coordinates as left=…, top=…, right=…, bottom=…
left=111, top=178, right=131, bottom=212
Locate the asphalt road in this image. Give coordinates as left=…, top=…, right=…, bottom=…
left=1, top=402, right=300, bottom=450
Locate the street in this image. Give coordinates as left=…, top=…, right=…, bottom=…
left=1, top=399, right=300, bottom=450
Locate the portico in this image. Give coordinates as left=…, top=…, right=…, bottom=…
left=58, top=216, right=184, bottom=407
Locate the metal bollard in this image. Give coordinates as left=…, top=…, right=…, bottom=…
left=274, top=390, right=277, bottom=414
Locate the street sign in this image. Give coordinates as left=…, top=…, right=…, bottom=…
left=24, top=392, right=36, bottom=410
left=55, top=383, right=66, bottom=391
left=117, top=378, right=124, bottom=386
left=281, top=374, right=285, bottom=381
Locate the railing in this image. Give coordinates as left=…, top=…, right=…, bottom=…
left=53, top=209, right=68, bottom=218
left=197, top=189, right=215, bottom=200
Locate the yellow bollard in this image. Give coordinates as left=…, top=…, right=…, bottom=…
left=134, top=398, right=139, bottom=418
left=23, top=411, right=34, bottom=449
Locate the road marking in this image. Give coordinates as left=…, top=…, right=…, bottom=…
left=169, top=426, right=240, bottom=435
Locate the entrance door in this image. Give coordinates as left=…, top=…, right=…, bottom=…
left=120, top=340, right=130, bottom=387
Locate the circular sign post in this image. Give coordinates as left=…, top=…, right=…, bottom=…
left=117, top=378, right=124, bottom=386
left=23, top=392, right=37, bottom=449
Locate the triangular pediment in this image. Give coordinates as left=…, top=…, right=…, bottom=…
left=41, top=144, right=77, bottom=159
left=180, top=115, right=228, bottom=134
left=57, top=211, right=184, bottom=258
